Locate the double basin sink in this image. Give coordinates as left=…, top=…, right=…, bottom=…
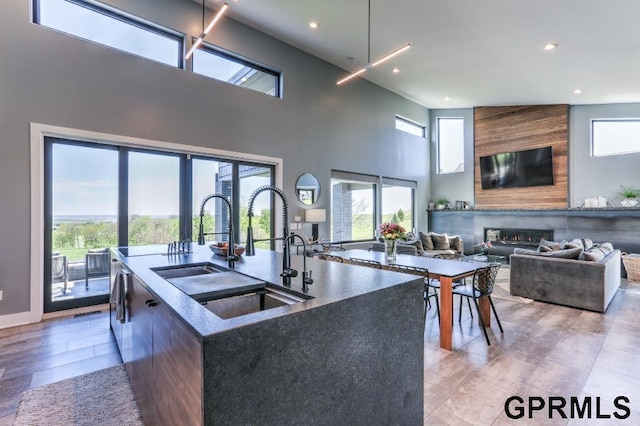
left=152, top=263, right=310, bottom=320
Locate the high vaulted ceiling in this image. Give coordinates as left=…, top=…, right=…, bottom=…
left=205, top=0, right=640, bottom=109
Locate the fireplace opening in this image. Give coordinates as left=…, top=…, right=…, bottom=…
left=484, top=227, right=554, bottom=247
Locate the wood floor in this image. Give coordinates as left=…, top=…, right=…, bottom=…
left=1, top=280, right=639, bottom=425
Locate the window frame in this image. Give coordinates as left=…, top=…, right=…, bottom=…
left=436, top=117, right=465, bottom=174
left=591, top=118, right=640, bottom=157
left=192, top=40, right=282, bottom=98
left=32, top=0, right=185, bottom=69
left=381, top=177, right=416, bottom=233
left=330, top=170, right=379, bottom=243
left=395, top=115, right=426, bottom=138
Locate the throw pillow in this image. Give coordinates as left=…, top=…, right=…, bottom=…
left=579, top=243, right=613, bottom=262
left=430, top=232, right=450, bottom=250
left=548, top=247, right=583, bottom=259
left=581, top=238, right=594, bottom=251
left=403, top=239, right=425, bottom=255
left=418, top=231, right=434, bottom=250
left=448, top=235, right=463, bottom=253
left=564, top=239, right=584, bottom=250
left=513, top=248, right=541, bottom=256
left=538, top=239, right=563, bottom=252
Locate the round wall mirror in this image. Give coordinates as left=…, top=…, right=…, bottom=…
left=295, top=173, right=321, bottom=205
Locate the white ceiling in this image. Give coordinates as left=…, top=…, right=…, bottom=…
left=206, top=0, right=640, bottom=109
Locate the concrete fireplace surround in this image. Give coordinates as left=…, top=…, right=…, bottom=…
left=428, top=209, right=640, bottom=262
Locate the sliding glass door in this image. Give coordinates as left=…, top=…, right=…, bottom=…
left=44, top=138, right=275, bottom=313
left=128, top=151, right=181, bottom=246
left=45, top=140, right=118, bottom=312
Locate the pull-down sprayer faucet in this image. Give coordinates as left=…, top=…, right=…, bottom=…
left=245, top=185, right=292, bottom=285
left=197, top=193, right=237, bottom=266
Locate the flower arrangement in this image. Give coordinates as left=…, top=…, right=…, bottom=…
left=379, top=222, right=407, bottom=241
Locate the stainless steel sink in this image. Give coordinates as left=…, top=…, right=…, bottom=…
left=200, top=287, right=307, bottom=320
left=152, top=263, right=223, bottom=280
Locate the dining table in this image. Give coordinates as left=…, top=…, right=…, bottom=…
left=326, top=249, right=490, bottom=350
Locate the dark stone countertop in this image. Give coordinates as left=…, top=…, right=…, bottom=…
left=112, top=245, right=419, bottom=340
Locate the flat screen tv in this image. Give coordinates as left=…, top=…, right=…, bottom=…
left=479, top=146, right=554, bottom=190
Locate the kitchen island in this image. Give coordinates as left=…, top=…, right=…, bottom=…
left=109, top=245, right=425, bottom=425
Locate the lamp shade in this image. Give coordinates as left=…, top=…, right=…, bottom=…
left=305, top=208, right=326, bottom=223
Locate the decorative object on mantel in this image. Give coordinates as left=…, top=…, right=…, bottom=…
left=379, top=222, right=407, bottom=260
left=582, top=196, right=610, bottom=208
left=435, top=197, right=450, bottom=210
left=617, top=186, right=640, bottom=208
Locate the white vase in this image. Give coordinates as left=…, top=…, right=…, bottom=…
left=621, top=198, right=638, bottom=207
left=384, top=239, right=397, bottom=260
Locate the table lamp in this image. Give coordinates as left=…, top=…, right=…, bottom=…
left=305, top=208, right=326, bottom=242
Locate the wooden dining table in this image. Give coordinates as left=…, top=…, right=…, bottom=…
left=327, top=249, right=490, bottom=350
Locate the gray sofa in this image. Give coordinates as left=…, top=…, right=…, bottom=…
left=370, top=232, right=463, bottom=257
left=510, top=249, right=621, bottom=312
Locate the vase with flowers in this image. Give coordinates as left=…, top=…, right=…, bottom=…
left=379, top=222, right=407, bottom=260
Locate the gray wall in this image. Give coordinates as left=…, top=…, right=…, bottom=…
left=0, top=0, right=429, bottom=317
left=429, top=108, right=475, bottom=207
left=430, top=104, right=640, bottom=209
left=570, top=103, right=640, bottom=207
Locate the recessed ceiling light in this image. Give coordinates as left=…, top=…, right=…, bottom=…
left=444, top=96, right=451, bottom=101
left=543, top=43, right=558, bottom=51
left=309, top=21, right=319, bottom=29
left=392, top=67, right=400, bottom=74
left=573, top=88, right=582, bottom=94
left=241, top=77, right=247, bottom=82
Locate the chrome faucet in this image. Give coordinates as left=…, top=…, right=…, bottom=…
left=197, top=193, right=237, bottom=266
left=245, top=185, right=291, bottom=285
left=283, top=233, right=314, bottom=292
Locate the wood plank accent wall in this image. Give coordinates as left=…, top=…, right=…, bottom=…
left=474, top=105, right=569, bottom=209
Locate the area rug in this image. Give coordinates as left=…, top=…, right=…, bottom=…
left=14, top=365, right=143, bottom=426
left=491, top=265, right=534, bottom=304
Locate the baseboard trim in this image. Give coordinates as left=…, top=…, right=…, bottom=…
left=0, top=311, right=33, bottom=330
left=42, top=303, right=110, bottom=320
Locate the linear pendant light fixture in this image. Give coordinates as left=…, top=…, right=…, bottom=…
left=185, top=1, right=229, bottom=60
left=337, top=0, right=411, bottom=85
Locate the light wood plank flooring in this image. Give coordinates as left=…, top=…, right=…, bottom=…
left=1, top=280, right=639, bottom=425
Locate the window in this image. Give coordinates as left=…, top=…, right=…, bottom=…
left=193, top=43, right=281, bottom=97
left=396, top=116, right=425, bottom=138
left=44, top=136, right=275, bottom=312
left=192, top=158, right=233, bottom=243
left=437, top=118, right=465, bottom=174
left=382, top=178, right=416, bottom=233
left=239, top=164, right=273, bottom=249
left=128, top=152, right=181, bottom=246
left=34, top=0, right=183, bottom=67
left=592, top=119, right=640, bottom=157
left=331, top=171, right=377, bottom=242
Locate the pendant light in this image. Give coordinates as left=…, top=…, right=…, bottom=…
left=337, top=0, right=411, bottom=85
left=185, top=1, right=229, bottom=60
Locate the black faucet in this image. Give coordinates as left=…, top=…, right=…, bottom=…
left=283, top=233, right=314, bottom=292
left=197, top=193, right=237, bottom=266
left=245, top=185, right=291, bottom=285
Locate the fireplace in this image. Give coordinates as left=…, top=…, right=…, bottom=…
left=484, top=227, right=554, bottom=251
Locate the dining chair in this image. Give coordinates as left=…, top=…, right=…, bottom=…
left=349, top=258, right=382, bottom=269
left=452, top=263, right=503, bottom=345
left=387, top=263, right=438, bottom=323
left=429, top=253, right=471, bottom=315
left=318, top=253, right=344, bottom=263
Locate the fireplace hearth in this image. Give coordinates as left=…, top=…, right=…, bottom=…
left=485, top=227, right=554, bottom=247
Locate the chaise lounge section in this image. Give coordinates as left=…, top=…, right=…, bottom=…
left=510, top=243, right=621, bottom=313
